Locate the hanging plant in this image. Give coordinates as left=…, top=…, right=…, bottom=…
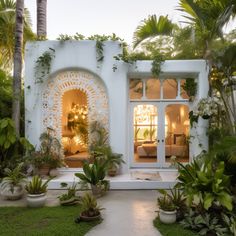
left=34, top=48, right=55, bottom=83
left=151, top=53, right=165, bottom=78
left=181, top=78, right=197, bottom=101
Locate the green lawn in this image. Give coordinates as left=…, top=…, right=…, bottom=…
left=0, top=206, right=101, bottom=236
left=154, top=218, right=198, bottom=236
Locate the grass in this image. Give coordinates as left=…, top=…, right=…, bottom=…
left=0, top=206, right=101, bottom=236
left=154, top=218, right=198, bottom=236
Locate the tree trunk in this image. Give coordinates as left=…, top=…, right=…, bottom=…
left=37, top=0, right=47, bottom=38
left=12, top=0, right=24, bottom=136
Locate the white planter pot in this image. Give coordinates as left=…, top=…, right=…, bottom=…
left=159, top=209, right=177, bottom=224
left=1, top=185, right=24, bottom=200
left=27, top=193, right=47, bottom=208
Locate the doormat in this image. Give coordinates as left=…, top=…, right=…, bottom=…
left=131, top=171, right=162, bottom=181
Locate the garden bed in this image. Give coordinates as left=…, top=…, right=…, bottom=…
left=154, top=218, right=198, bottom=236
left=0, top=206, right=101, bottom=236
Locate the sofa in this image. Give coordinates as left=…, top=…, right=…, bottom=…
left=137, top=143, right=187, bottom=157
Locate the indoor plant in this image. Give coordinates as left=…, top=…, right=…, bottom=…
left=75, top=159, right=109, bottom=197
left=157, top=193, right=177, bottom=224
left=0, top=163, right=26, bottom=200
left=75, top=192, right=103, bottom=222
left=25, top=175, right=52, bottom=207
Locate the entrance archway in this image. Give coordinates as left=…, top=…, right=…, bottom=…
left=42, top=70, right=109, bottom=167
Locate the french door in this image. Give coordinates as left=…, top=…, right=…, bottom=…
left=129, top=102, right=190, bottom=168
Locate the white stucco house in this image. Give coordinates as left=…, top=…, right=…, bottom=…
left=24, top=41, right=209, bottom=189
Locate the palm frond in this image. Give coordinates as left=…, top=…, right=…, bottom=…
left=133, top=15, right=177, bottom=48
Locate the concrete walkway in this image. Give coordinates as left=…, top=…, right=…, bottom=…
left=87, top=190, right=161, bottom=236
left=0, top=190, right=161, bottom=236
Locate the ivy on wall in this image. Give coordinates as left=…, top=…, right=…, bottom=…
left=34, top=47, right=55, bottom=83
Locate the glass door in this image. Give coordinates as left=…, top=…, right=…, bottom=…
left=130, top=102, right=165, bottom=168
left=164, top=103, right=190, bottom=167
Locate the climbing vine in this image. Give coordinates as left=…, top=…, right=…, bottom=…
left=57, top=33, right=123, bottom=64
left=34, top=48, right=55, bottom=83
left=181, top=78, right=197, bottom=101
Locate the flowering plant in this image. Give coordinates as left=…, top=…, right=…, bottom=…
left=189, top=97, right=223, bottom=126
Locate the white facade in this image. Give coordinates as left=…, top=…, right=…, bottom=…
left=24, top=41, right=209, bottom=176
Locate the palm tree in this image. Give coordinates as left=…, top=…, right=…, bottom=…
left=133, top=15, right=177, bottom=49
left=37, top=0, right=47, bottom=38
left=178, top=0, right=236, bottom=59
left=0, top=0, right=34, bottom=71
left=12, top=0, right=24, bottom=136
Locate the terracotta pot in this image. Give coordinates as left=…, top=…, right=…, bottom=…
left=159, top=209, right=177, bottom=224
left=1, top=185, right=24, bottom=200
left=108, top=168, right=117, bottom=177
left=38, top=165, right=50, bottom=177
left=79, top=212, right=101, bottom=222
left=27, top=193, right=47, bottom=208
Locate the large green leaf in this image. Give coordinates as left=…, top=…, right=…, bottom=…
left=203, top=193, right=214, bottom=210
left=217, top=192, right=233, bottom=211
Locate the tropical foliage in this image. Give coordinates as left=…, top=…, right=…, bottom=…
left=0, top=118, right=33, bottom=177
left=25, top=175, right=51, bottom=194
left=0, top=0, right=35, bottom=70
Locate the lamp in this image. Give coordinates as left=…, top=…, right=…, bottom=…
left=184, top=120, right=190, bottom=126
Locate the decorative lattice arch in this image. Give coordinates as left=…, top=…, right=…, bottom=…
left=42, top=70, right=109, bottom=143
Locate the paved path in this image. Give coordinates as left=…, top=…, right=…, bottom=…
left=0, top=190, right=161, bottom=236
left=86, top=190, right=161, bottom=236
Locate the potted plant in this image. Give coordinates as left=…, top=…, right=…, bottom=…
left=107, top=153, right=124, bottom=177
left=0, top=163, right=26, bottom=200
left=90, top=145, right=125, bottom=177
left=75, top=192, right=103, bottom=223
left=25, top=175, right=52, bottom=207
left=158, top=189, right=187, bottom=221
left=157, top=193, right=177, bottom=224
left=75, top=158, right=109, bottom=197
left=30, top=129, right=64, bottom=177
left=58, top=182, right=81, bottom=206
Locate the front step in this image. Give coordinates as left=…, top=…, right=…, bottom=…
left=48, top=170, right=178, bottom=190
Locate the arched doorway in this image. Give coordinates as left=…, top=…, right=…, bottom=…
left=42, top=70, right=109, bottom=168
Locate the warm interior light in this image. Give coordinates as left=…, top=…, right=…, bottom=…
left=184, top=120, right=190, bottom=126
left=180, top=106, right=185, bottom=118
left=172, top=122, right=176, bottom=130
left=134, top=105, right=157, bottom=125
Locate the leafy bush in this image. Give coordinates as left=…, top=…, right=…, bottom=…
left=176, top=160, right=233, bottom=211
left=209, top=136, right=236, bottom=186
left=181, top=210, right=228, bottom=236
left=0, top=118, right=33, bottom=177
left=0, top=70, right=12, bottom=119
left=28, top=129, right=64, bottom=169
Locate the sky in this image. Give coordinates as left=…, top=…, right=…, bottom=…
left=25, top=0, right=235, bottom=45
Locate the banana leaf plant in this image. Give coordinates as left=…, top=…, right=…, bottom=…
left=75, top=158, right=108, bottom=186
left=176, top=160, right=233, bottom=211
